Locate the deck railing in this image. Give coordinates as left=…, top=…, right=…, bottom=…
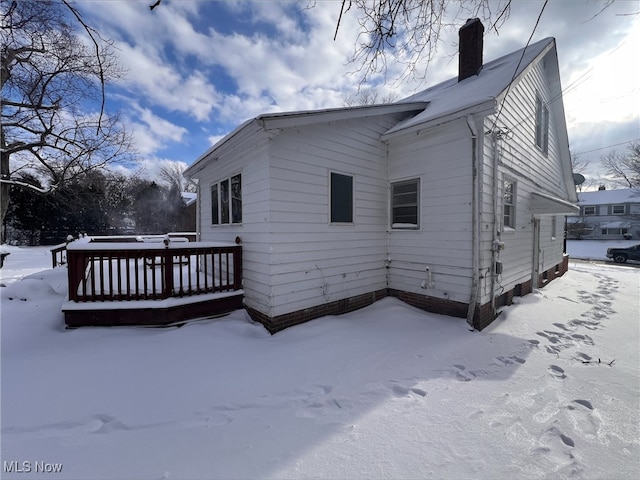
left=67, top=242, right=242, bottom=302
left=51, top=233, right=198, bottom=268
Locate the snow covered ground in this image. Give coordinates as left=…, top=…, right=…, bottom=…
left=1, top=245, right=639, bottom=480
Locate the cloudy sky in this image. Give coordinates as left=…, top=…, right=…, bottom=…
left=75, top=0, right=639, bottom=185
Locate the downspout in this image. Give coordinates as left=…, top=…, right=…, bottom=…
left=466, top=115, right=480, bottom=328
left=490, top=130, right=499, bottom=316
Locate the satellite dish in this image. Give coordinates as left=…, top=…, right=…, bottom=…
left=573, top=173, right=585, bottom=185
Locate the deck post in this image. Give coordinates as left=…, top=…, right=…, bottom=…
left=233, top=245, right=242, bottom=290
left=67, top=249, right=87, bottom=301
left=162, top=248, right=174, bottom=298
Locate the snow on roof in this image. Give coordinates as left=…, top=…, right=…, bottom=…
left=577, top=188, right=640, bottom=205
left=181, top=192, right=197, bottom=206
left=386, top=37, right=555, bottom=136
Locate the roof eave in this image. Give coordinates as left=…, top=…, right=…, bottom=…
left=184, top=119, right=262, bottom=178
left=256, top=102, right=429, bottom=131
left=381, top=98, right=497, bottom=141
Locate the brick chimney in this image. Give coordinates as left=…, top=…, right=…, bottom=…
left=458, top=18, right=484, bottom=82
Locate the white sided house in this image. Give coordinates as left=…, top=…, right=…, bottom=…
left=185, top=19, right=579, bottom=332
left=567, top=188, right=640, bottom=240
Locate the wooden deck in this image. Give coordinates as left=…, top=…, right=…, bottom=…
left=61, top=238, right=243, bottom=327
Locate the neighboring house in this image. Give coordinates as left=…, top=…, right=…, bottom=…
left=185, top=19, right=578, bottom=333
left=567, top=188, right=640, bottom=239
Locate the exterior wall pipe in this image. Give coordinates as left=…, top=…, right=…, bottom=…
left=490, top=130, right=499, bottom=315
left=466, top=115, right=480, bottom=327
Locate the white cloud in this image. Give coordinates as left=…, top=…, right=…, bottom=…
left=78, top=0, right=638, bottom=176
left=124, top=104, right=188, bottom=156
left=563, top=15, right=640, bottom=126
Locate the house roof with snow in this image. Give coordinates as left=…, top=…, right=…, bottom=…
left=385, top=37, right=556, bottom=137
left=577, top=188, right=640, bottom=205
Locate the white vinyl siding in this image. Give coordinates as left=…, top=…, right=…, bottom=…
left=265, top=113, right=410, bottom=317
left=387, top=120, right=473, bottom=304
left=478, top=55, right=569, bottom=303
left=193, top=127, right=271, bottom=314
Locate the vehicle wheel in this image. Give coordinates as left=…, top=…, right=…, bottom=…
left=613, top=254, right=628, bottom=263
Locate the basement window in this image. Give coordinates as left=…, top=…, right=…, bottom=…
left=391, top=179, right=419, bottom=229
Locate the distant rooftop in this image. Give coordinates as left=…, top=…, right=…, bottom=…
left=577, top=188, right=640, bottom=205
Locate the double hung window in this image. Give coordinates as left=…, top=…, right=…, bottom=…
left=535, top=95, right=549, bottom=154
left=503, top=179, right=516, bottom=229
left=391, top=179, right=420, bottom=229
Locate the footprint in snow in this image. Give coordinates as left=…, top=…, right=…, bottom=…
left=572, top=399, right=593, bottom=410
left=548, top=365, right=567, bottom=380
left=453, top=364, right=473, bottom=382
left=575, top=352, right=592, bottom=361
left=546, top=425, right=575, bottom=448
left=566, top=399, right=600, bottom=437
left=494, top=355, right=526, bottom=366
left=391, top=385, right=427, bottom=397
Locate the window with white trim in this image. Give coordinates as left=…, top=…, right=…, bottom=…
left=583, top=205, right=596, bottom=216
left=330, top=172, right=353, bottom=223
left=391, top=179, right=419, bottom=228
left=601, top=228, right=628, bottom=235
left=612, top=204, right=625, bottom=215
left=503, top=179, right=516, bottom=229
left=551, top=216, right=558, bottom=240
left=535, top=95, right=549, bottom=154
left=211, top=173, right=242, bottom=225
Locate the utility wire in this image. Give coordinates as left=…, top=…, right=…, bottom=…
left=505, top=34, right=630, bottom=133
left=490, top=0, right=549, bottom=133
left=573, top=138, right=640, bottom=156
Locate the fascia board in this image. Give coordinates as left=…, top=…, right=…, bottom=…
left=184, top=119, right=263, bottom=177
left=256, top=102, right=429, bottom=131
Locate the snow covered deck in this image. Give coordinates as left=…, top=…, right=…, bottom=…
left=62, top=240, right=243, bottom=327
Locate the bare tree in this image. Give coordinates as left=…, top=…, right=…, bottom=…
left=1, top=0, right=135, bottom=228
left=343, top=89, right=398, bottom=106
left=570, top=152, right=593, bottom=191
left=159, top=162, right=197, bottom=193
left=333, top=0, right=512, bottom=84
left=600, top=141, right=640, bottom=188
